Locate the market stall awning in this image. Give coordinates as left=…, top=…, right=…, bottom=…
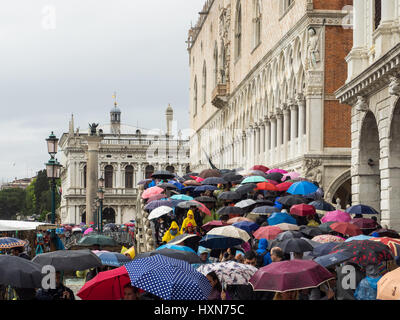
left=0, top=220, right=56, bottom=232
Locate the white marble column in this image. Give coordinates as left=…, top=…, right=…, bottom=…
left=296, top=93, right=306, bottom=155
left=276, top=109, right=283, bottom=164
left=260, top=123, right=265, bottom=156
left=270, top=115, right=276, bottom=165
left=282, top=104, right=290, bottom=161
left=290, top=101, right=298, bottom=158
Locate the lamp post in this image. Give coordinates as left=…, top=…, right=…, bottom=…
left=97, top=177, right=105, bottom=232
left=45, top=132, right=62, bottom=251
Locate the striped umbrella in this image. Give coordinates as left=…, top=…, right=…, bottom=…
left=0, top=237, right=27, bottom=249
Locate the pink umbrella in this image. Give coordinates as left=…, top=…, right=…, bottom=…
left=312, top=234, right=345, bottom=243
left=253, top=226, right=283, bottom=240
left=196, top=177, right=205, bottom=183
left=141, top=186, right=164, bottom=199
left=267, top=168, right=288, bottom=174
left=281, top=172, right=301, bottom=182
left=84, top=227, right=94, bottom=235
left=321, top=210, right=352, bottom=223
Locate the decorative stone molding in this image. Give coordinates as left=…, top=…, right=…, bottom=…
left=355, top=96, right=369, bottom=112
left=389, top=76, right=400, bottom=96
left=303, top=158, right=323, bottom=185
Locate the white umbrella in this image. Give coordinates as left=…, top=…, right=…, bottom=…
left=148, top=206, right=173, bottom=220
left=235, top=199, right=257, bottom=209
left=207, top=225, right=250, bottom=242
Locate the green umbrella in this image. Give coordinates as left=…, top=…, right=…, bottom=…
left=78, top=234, right=118, bottom=247
left=241, top=176, right=267, bottom=184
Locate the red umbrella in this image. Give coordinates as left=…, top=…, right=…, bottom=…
left=191, top=200, right=211, bottom=216
left=290, top=204, right=316, bottom=217
left=249, top=260, right=334, bottom=292
left=369, top=237, right=400, bottom=257
left=350, top=218, right=378, bottom=230
left=250, top=165, right=269, bottom=173
left=201, top=221, right=229, bottom=232
left=77, top=266, right=131, bottom=300
left=253, top=226, right=283, bottom=240
left=255, top=182, right=277, bottom=192
left=330, top=222, right=363, bottom=237
left=276, top=181, right=293, bottom=192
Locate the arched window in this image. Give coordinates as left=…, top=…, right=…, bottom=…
left=202, top=62, right=207, bottom=106
left=105, top=165, right=113, bottom=188
left=83, top=165, right=87, bottom=188
left=125, top=165, right=134, bottom=189
left=145, top=165, right=154, bottom=179
left=214, top=43, right=218, bottom=87
left=253, top=0, right=261, bottom=48
left=194, top=77, right=198, bottom=116
left=374, top=0, right=382, bottom=30
left=235, top=1, right=242, bottom=60
left=166, top=165, right=175, bottom=174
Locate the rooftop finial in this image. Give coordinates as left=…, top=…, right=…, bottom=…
left=112, top=91, right=117, bottom=107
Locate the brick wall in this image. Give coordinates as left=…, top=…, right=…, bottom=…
left=324, top=25, right=353, bottom=148
left=313, top=0, right=353, bottom=10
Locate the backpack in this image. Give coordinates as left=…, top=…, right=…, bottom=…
left=256, top=250, right=268, bottom=268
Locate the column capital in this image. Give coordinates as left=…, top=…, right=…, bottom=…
left=275, top=107, right=283, bottom=118
left=389, top=75, right=400, bottom=96
left=295, top=93, right=305, bottom=104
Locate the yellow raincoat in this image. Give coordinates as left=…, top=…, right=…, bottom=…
left=120, top=246, right=129, bottom=255
left=162, top=221, right=180, bottom=243
left=125, top=246, right=135, bottom=259
left=180, top=210, right=197, bottom=234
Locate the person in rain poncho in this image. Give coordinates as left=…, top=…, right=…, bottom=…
left=162, top=221, right=180, bottom=243
left=354, top=264, right=382, bottom=300
left=124, top=246, right=135, bottom=260
left=180, top=210, right=197, bottom=234
left=192, top=246, right=211, bottom=269
left=256, top=238, right=272, bottom=267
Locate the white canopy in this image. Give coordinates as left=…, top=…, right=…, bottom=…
left=0, top=220, right=56, bottom=232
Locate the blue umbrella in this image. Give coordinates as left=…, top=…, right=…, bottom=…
left=232, top=221, right=259, bottom=234
left=314, top=251, right=354, bottom=268
left=310, top=242, right=339, bottom=257
left=124, top=255, right=211, bottom=300
left=274, top=199, right=283, bottom=210
left=287, top=181, right=318, bottom=195
left=345, top=235, right=373, bottom=242
left=268, top=212, right=297, bottom=226
left=182, top=186, right=196, bottom=194
left=170, top=194, right=194, bottom=201
left=93, top=251, right=131, bottom=267
left=156, top=244, right=197, bottom=253
left=144, top=199, right=182, bottom=211
left=199, top=234, right=244, bottom=249
left=167, top=180, right=185, bottom=190
left=194, top=185, right=219, bottom=192
left=346, top=205, right=379, bottom=215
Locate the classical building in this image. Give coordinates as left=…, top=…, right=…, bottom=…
left=187, top=0, right=354, bottom=208
left=58, top=102, right=190, bottom=225
left=336, top=0, right=400, bottom=229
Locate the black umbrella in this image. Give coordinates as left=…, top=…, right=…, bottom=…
left=251, top=206, right=277, bottom=215
left=265, top=172, right=284, bottom=182
left=223, top=173, right=244, bottom=182
left=275, top=231, right=303, bottom=242
left=308, top=200, right=335, bottom=212
left=255, top=199, right=275, bottom=207
left=0, top=255, right=43, bottom=288
left=314, top=251, right=354, bottom=268
left=299, top=226, right=323, bottom=238
left=277, top=195, right=308, bottom=208
left=195, top=196, right=216, bottom=203
left=277, top=238, right=314, bottom=254
left=151, top=170, right=176, bottom=180
left=216, top=206, right=244, bottom=216
left=201, top=177, right=227, bottom=185
left=310, top=242, right=339, bottom=257
left=157, top=183, right=178, bottom=190
left=218, top=191, right=241, bottom=201
left=318, top=222, right=336, bottom=234
left=32, top=249, right=103, bottom=271
left=220, top=169, right=235, bottom=175
left=134, top=249, right=201, bottom=264
left=235, top=183, right=257, bottom=196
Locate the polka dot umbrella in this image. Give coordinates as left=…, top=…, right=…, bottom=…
left=124, top=255, right=211, bottom=300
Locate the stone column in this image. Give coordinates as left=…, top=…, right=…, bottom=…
left=270, top=115, right=276, bottom=165
left=374, top=0, right=398, bottom=58
left=117, top=206, right=122, bottom=224
left=264, top=116, right=271, bottom=164
left=276, top=109, right=283, bottom=164
left=290, top=101, right=298, bottom=158
left=282, top=104, right=290, bottom=161
left=83, top=135, right=103, bottom=225
left=260, top=123, right=265, bottom=156
left=297, top=93, right=306, bottom=155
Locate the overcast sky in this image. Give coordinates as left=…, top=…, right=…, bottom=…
left=0, top=0, right=204, bottom=183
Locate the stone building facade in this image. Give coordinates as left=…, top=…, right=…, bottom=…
left=336, top=0, right=400, bottom=229
left=188, top=0, right=353, bottom=208
left=58, top=104, right=190, bottom=226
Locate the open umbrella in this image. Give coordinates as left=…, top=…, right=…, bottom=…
left=264, top=172, right=284, bottom=182
left=330, top=222, right=362, bottom=237
left=201, top=177, right=227, bottom=185
left=77, top=266, right=130, bottom=300
left=170, top=194, right=194, bottom=201
left=141, top=186, right=165, bottom=199
left=369, top=237, right=400, bottom=257
left=195, top=196, right=216, bottom=203
left=93, top=250, right=131, bottom=267
left=299, top=226, right=323, bottom=238
left=249, top=260, right=334, bottom=292
left=321, top=210, right=352, bottom=223
left=235, top=199, right=257, bottom=209
left=218, top=191, right=241, bottom=201
left=314, top=251, right=354, bottom=269
left=135, top=248, right=201, bottom=264
left=267, top=168, right=288, bottom=174
left=222, top=173, right=244, bottom=182
left=201, top=220, right=229, bottom=232
left=198, top=169, right=221, bottom=179
left=216, top=206, right=244, bottom=216
left=344, top=235, right=373, bottom=242
left=250, top=206, right=276, bottom=215
left=157, top=183, right=178, bottom=190
left=145, top=200, right=181, bottom=211
left=251, top=165, right=269, bottom=173
left=350, top=218, right=378, bottom=230
left=287, top=181, right=318, bottom=195
left=194, top=185, right=219, bottom=193
left=234, top=183, right=257, bottom=196
left=206, top=225, right=250, bottom=242
left=253, top=226, right=283, bottom=240
left=125, top=255, right=211, bottom=300
left=346, top=204, right=379, bottom=215
left=369, top=228, right=400, bottom=238
left=274, top=223, right=300, bottom=231
left=197, top=261, right=258, bottom=285
left=275, top=231, right=303, bottom=241
left=329, top=240, right=393, bottom=268
left=281, top=172, right=301, bottom=182
left=255, top=182, right=278, bottom=192
left=184, top=180, right=202, bottom=186
left=318, top=222, right=336, bottom=234
left=241, top=176, right=267, bottom=184
left=290, top=204, right=316, bottom=217
left=227, top=217, right=254, bottom=224
left=147, top=194, right=168, bottom=202
left=277, top=238, right=314, bottom=254
left=232, top=221, right=259, bottom=234
left=0, top=255, right=43, bottom=288
left=377, top=267, right=400, bottom=300
left=0, top=237, right=27, bottom=249
left=177, top=200, right=211, bottom=215
left=151, top=170, right=176, bottom=180
left=148, top=206, right=173, bottom=220
left=84, top=227, right=94, bottom=235
left=308, top=200, right=335, bottom=212
left=268, top=212, right=297, bottom=226
left=78, top=234, right=118, bottom=247
left=199, top=235, right=245, bottom=249
left=277, top=195, right=308, bottom=208
left=312, top=235, right=345, bottom=243
left=310, top=242, right=340, bottom=257
left=32, top=249, right=102, bottom=271
left=276, top=182, right=294, bottom=192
